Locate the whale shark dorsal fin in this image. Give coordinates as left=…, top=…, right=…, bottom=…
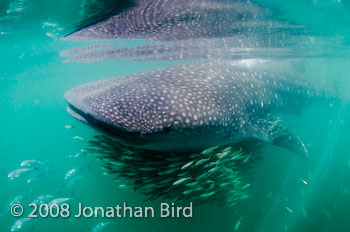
left=252, top=118, right=309, bottom=159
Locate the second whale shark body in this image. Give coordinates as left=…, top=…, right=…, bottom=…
left=64, top=0, right=281, bottom=41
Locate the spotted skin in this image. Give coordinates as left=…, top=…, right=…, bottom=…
left=61, top=0, right=306, bottom=66
left=63, top=0, right=298, bottom=41
left=65, top=60, right=314, bottom=157
left=61, top=34, right=312, bottom=64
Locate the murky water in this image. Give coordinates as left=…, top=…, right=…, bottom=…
left=2, top=0, right=350, bottom=231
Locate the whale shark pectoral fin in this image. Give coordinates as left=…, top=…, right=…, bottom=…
left=252, top=118, right=309, bottom=159
left=270, top=127, right=309, bottom=159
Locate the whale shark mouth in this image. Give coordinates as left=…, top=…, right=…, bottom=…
left=67, top=105, right=88, bottom=123
left=66, top=103, right=116, bottom=134
left=66, top=103, right=155, bottom=147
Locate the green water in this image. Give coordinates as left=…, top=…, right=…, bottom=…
left=2, top=0, right=350, bottom=231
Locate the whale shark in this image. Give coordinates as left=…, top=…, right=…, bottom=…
left=63, top=59, right=331, bottom=158
left=61, top=0, right=308, bottom=64
left=63, top=0, right=300, bottom=42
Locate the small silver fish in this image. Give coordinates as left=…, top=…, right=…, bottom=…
left=92, top=222, right=117, bottom=232
left=204, top=161, right=217, bottom=168
left=173, top=177, right=190, bottom=186
left=32, top=195, right=55, bottom=205
left=195, top=158, right=209, bottom=166
left=222, top=147, right=232, bottom=153
left=68, top=152, right=82, bottom=158
left=182, top=189, right=193, bottom=195
left=197, top=172, right=209, bottom=180
left=201, top=146, right=217, bottom=155
left=219, top=182, right=231, bottom=187
left=285, top=206, right=293, bottom=214
left=299, top=178, right=308, bottom=185
left=64, top=167, right=85, bottom=180
left=231, top=153, right=242, bottom=160
left=10, top=218, right=32, bottom=232
left=200, top=191, right=216, bottom=198
left=20, top=160, right=45, bottom=167
left=181, top=161, right=194, bottom=170
left=216, top=150, right=231, bottom=159
left=186, top=182, right=198, bottom=187
left=109, top=161, right=125, bottom=167
left=8, top=168, right=34, bottom=179
left=191, top=187, right=203, bottom=192
left=158, top=168, right=178, bottom=175
left=122, top=155, right=142, bottom=161
left=234, top=217, right=242, bottom=231
left=48, top=197, right=73, bottom=206
left=73, top=136, right=85, bottom=140
left=138, top=167, right=157, bottom=171
left=65, top=125, right=73, bottom=129
left=208, top=166, right=220, bottom=173
left=243, top=153, right=251, bottom=163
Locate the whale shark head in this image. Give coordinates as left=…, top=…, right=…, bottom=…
left=64, top=62, right=233, bottom=152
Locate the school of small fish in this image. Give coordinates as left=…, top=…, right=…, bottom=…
left=86, top=135, right=257, bottom=205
